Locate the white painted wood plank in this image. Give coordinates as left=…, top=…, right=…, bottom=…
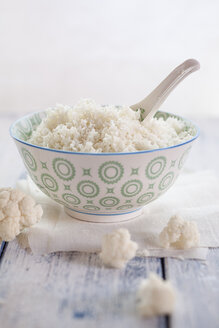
left=0, top=241, right=165, bottom=328
left=165, top=249, right=219, bottom=328
left=166, top=118, right=219, bottom=328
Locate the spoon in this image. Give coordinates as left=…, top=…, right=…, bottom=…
left=130, top=59, right=200, bottom=122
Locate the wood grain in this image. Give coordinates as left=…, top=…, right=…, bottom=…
left=165, top=117, right=219, bottom=328
left=0, top=241, right=165, bottom=328
left=165, top=249, right=219, bottom=328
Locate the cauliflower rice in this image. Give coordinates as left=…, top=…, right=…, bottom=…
left=28, top=99, right=194, bottom=153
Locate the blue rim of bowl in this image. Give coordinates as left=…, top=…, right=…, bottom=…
left=65, top=206, right=141, bottom=216
left=9, top=110, right=200, bottom=156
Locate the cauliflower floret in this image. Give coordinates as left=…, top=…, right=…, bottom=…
left=0, top=188, right=43, bottom=242
left=0, top=217, right=20, bottom=241
left=99, top=228, right=138, bottom=269
left=159, top=214, right=200, bottom=249
left=0, top=190, right=10, bottom=208
left=136, top=273, right=176, bottom=317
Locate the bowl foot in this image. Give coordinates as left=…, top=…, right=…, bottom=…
left=64, top=207, right=143, bottom=223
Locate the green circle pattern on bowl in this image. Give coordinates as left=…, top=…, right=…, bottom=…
left=137, top=192, right=154, bottom=204
left=77, top=180, right=100, bottom=198
left=146, top=156, right=166, bottom=179
left=36, top=184, right=50, bottom=196
left=21, top=148, right=37, bottom=171
left=17, top=120, right=32, bottom=140
left=99, top=196, right=120, bottom=207
left=62, top=193, right=81, bottom=205
left=121, top=180, right=143, bottom=197
left=23, top=153, right=179, bottom=210
left=16, top=114, right=42, bottom=141
left=98, top=161, right=124, bottom=184
left=155, top=112, right=169, bottom=120
left=158, top=171, right=174, bottom=191
left=53, top=158, right=75, bottom=181
left=53, top=198, right=69, bottom=207
left=83, top=205, right=100, bottom=211
left=117, top=204, right=133, bottom=210
left=41, top=173, right=59, bottom=192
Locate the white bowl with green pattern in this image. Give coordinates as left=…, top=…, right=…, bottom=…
left=10, top=110, right=199, bottom=223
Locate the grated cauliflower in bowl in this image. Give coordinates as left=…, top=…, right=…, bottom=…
left=27, top=99, right=195, bottom=153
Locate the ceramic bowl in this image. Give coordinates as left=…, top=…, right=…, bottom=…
left=10, top=110, right=199, bottom=223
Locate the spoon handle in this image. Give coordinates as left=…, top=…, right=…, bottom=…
left=131, top=59, right=200, bottom=121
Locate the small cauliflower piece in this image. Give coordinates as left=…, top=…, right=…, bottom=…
left=0, top=188, right=43, bottom=242
left=137, top=273, right=176, bottom=317
left=159, top=215, right=200, bottom=249
left=99, top=228, right=138, bottom=269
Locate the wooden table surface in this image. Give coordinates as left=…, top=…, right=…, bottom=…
left=0, top=114, right=219, bottom=328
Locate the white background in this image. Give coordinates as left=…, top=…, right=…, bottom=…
left=0, top=0, right=218, bottom=117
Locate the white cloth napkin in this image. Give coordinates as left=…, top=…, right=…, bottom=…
left=17, top=170, right=219, bottom=260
